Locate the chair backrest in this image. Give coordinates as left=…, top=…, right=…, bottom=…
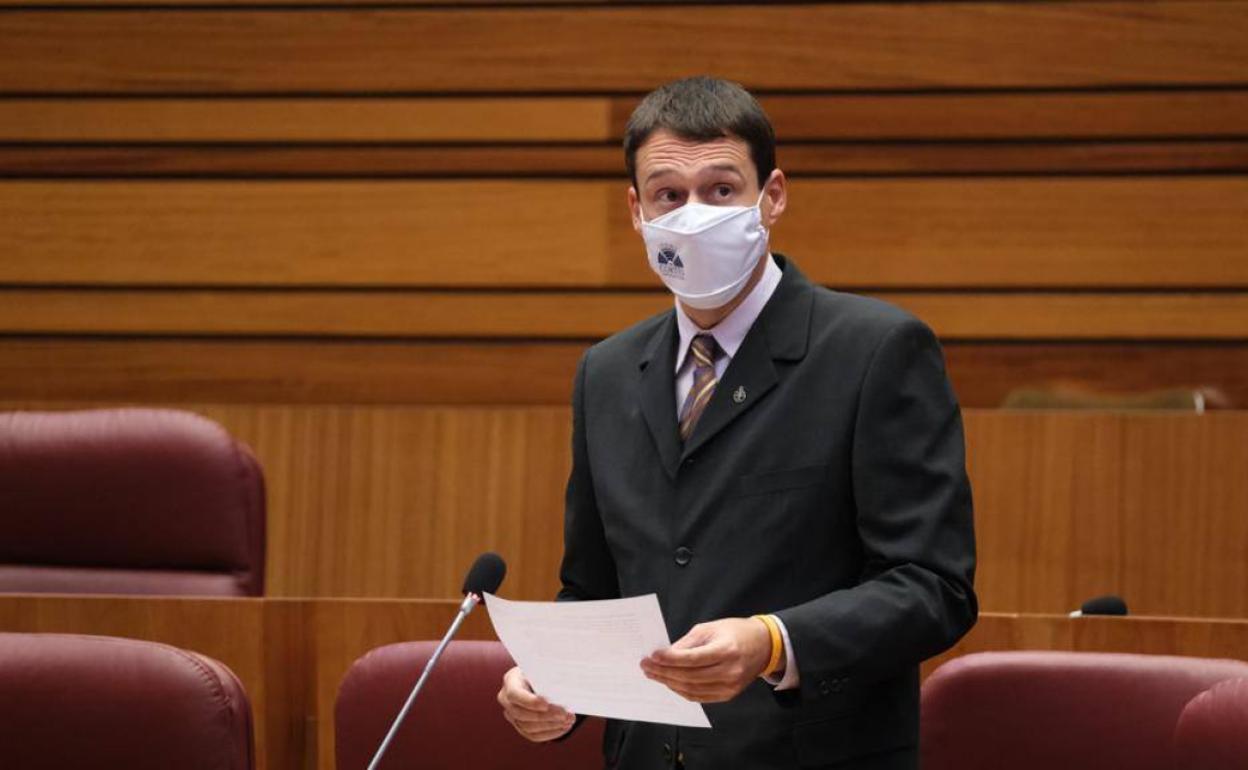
left=0, top=632, right=254, bottom=770
left=1173, top=677, right=1248, bottom=770
left=921, top=651, right=1248, bottom=770
left=0, top=408, right=265, bottom=596
left=335, top=640, right=605, bottom=770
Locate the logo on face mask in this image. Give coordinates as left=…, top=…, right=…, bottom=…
left=655, top=245, right=685, bottom=280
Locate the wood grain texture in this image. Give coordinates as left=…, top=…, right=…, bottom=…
left=4, top=404, right=1244, bottom=618
left=187, top=405, right=574, bottom=601
left=3, top=141, right=1245, bottom=177
left=0, top=180, right=621, bottom=288
left=3, top=288, right=1246, bottom=340
left=3, top=177, right=1246, bottom=289
left=921, top=612, right=1248, bottom=679
left=756, top=91, right=1248, bottom=142
left=944, top=343, right=1248, bottom=410
left=2, top=339, right=1247, bottom=408
left=964, top=411, right=1248, bottom=618
left=4, top=91, right=1246, bottom=142
left=0, top=98, right=612, bottom=142
left=0, top=338, right=587, bottom=405
left=2, top=4, right=1246, bottom=94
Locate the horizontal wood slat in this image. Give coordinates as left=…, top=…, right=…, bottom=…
left=3, top=178, right=1245, bottom=289
left=922, top=613, right=1248, bottom=680
left=1, top=4, right=1246, bottom=94
left=0, top=98, right=613, bottom=143
left=2, top=288, right=1247, bottom=340
left=3, top=141, right=1246, bottom=177
left=1, top=339, right=1246, bottom=408
left=4, top=92, right=1247, bottom=142
left=0, top=339, right=588, bottom=405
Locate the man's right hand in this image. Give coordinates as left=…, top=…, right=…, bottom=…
left=497, top=666, right=576, bottom=742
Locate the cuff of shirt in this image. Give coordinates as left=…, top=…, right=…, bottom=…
left=761, top=614, right=800, bottom=690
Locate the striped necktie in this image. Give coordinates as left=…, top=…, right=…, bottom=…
left=679, top=334, right=720, bottom=442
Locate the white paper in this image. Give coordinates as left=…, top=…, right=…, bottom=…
left=484, top=592, right=711, bottom=728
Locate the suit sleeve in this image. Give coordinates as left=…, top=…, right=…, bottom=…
left=557, top=348, right=621, bottom=603
left=775, top=318, right=977, bottom=698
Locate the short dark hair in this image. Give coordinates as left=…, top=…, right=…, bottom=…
left=624, top=76, right=776, bottom=190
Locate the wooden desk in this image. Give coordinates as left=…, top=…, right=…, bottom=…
left=2, top=596, right=1244, bottom=770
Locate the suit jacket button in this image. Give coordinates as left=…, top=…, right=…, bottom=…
left=818, top=678, right=832, bottom=696
left=674, top=547, right=693, bottom=566
left=831, top=678, right=845, bottom=693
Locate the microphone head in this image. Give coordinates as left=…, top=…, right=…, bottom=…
left=462, top=552, right=507, bottom=596
left=1079, top=594, right=1128, bottom=616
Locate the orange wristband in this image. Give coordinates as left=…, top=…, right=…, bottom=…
left=753, top=614, right=784, bottom=678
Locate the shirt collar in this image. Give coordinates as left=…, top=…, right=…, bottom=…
left=674, top=254, right=782, bottom=373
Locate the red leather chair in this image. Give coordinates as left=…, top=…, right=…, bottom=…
left=0, top=632, right=254, bottom=770
left=0, top=408, right=265, bottom=596
left=921, top=651, right=1248, bottom=770
left=335, top=640, right=604, bottom=770
left=1174, top=677, right=1248, bottom=770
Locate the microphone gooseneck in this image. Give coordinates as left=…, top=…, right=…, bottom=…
left=367, top=553, right=509, bottom=770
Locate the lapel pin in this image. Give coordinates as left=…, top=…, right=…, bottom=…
left=732, top=386, right=747, bottom=404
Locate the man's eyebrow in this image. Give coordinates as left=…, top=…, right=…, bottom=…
left=643, top=167, right=677, bottom=185
left=643, top=163, right=745, bottom=185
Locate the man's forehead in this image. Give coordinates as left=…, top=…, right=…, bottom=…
left=636, top=131, right=753, bottom=182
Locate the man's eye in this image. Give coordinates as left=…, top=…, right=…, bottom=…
left=715, top=185, right=733, bottom=198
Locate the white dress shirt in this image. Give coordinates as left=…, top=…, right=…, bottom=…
left=672, top=254, right=800, bottom=690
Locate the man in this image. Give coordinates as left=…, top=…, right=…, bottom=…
left=498, top=76, right=977, bottom=769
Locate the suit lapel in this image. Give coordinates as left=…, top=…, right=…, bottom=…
left=637, top=312, right=683, bottom=480
left=680, top=254, right=814, bottom=460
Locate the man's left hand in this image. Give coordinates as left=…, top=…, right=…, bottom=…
left=640, top=617, right=776, bottom=703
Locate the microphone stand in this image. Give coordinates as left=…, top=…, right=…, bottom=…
left=367, top=592, right=482, bottom=770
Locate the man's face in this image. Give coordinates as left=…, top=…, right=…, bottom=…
left=628, top=129, right=785, bottom=230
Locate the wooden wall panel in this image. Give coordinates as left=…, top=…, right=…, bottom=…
left=4, top=404, right=1243, bottom=618
left=0, top=98, right=613, bottom=143
left=964, top=411, right=1248, bottom=618
left=192, top=404, right=574, bottom=601
left=2, top=4, right=1246, bottom=94
left=943, top=343, right=1248, bottom=410
left=0, top=180, right=621, bottom=288
left=207, top=408, right=1248, bottom=617
left=2, top=339, right=1247, bottom=409
left=0, top=338, right=586, bottom=405
left=3, top=288, right=1247, bottom=340
left=3, top=178, right=1246, bottom=289
left=7, top=141, right=1245, bottom=177
left=921, top=612, right=1248, bottom=679
left=4, top=92, right=1248, bottom=143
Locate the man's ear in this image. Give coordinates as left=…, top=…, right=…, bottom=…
left=628, top=186, right=643, bottom=234
left=761, top=169, right=788, bottom=228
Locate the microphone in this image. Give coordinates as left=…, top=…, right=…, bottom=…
left=1069, top=594, right=1128, bottom=617
left=367, top=552, right=507, bottom=770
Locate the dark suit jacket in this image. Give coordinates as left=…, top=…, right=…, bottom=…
left=557, top=255, right=977, bottom=769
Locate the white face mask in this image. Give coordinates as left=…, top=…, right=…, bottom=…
left=639, top=189, right=769, bottom=310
